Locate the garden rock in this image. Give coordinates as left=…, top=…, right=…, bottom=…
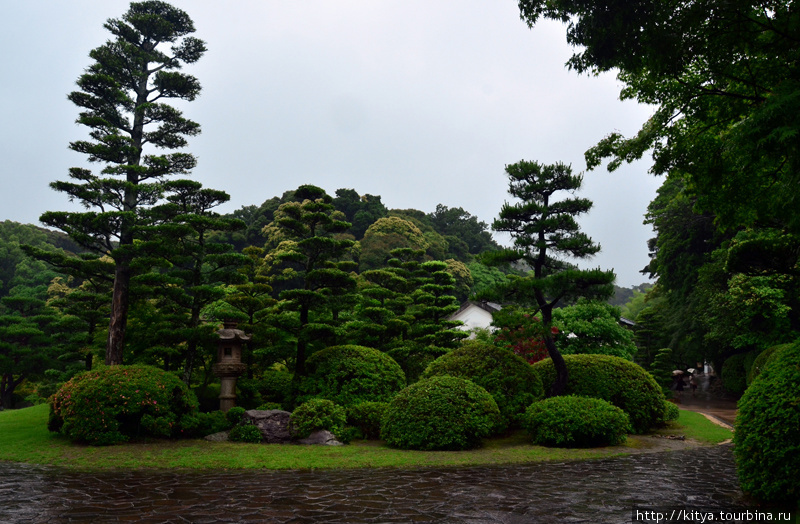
left=204, top=431, right=230, bottom=442
left=297, top=429, right=343, bottom=446
left=243, top=409, right=292, bottom=443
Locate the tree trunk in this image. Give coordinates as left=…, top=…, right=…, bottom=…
left=106, top=262, right=132, bottom=365
left=544, top=334, right=568, bottom=397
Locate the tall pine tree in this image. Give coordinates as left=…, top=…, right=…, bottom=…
left=482, top=160, right=614, bottom=396
left=40, top=1, right=206, bottom=365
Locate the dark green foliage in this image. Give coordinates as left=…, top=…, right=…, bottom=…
left=649, top=348, right=674, bottom=397
left=256, top=402, right=283, bottom=411
left=193, top=383, right=220, bottom=413
left=532, top=354, right=665, bottom=433
left=381, top=376, right=501, bottom=451
left=229, top=423, right=262, bottom=443
left=290, top=398, right=346, bottom=439
left=422, top=340, right=544, bottom=429
left=298, top=345, right=406, bottom=406
left=747, top=344, right=791, bottom=385
left=346, top=402, right=388, bottom=440
left=522, top=396, right=631, bottom=447
left=257, top=369, right=293, bottom=406
left=225, top=406, right=246, bottom=426
left=721, top=353, right=750, bottom=396
left=386, top=344, right=448, bottom=384
left=179, top=410, right=229, bottom=437
left=735, top=341, right=800, bottom=503
left=49, top=365, right=198, bottom=445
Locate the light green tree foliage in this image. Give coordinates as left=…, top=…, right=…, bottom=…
left=0, top=222, right=64, bottom=300
left=444, top=259, right=473, bottom=303
left=359, top=217, right=429, bottom=271
left=39, top=1, right=206, bottom=365
left=480, top=160, right=615, bottom=396
left=467, top=262, right=510, bottom=297
left=264, top=185, right=357, bottom=376
left=552, top=300, right=637, bottom=360
left=620, top=290, right=648, bottom=321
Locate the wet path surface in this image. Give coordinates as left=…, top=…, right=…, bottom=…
left=0, top=444, right=757, bottom=523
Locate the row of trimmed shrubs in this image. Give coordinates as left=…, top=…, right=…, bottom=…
left=48, top=343, right=670, bottom=450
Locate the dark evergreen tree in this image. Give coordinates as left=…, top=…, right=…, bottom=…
left=39, top=1, right=206, bottom=365
left=265, top=185, right=357, bottom=376
left=481, top=160, right=615, bottom=396
left=135, top=180, right=245, bottom=383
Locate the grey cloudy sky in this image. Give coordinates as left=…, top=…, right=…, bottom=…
left=1, top=1, right=662, bottom=287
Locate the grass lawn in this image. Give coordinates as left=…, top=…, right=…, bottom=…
left=0, top=404, right=732, bottom=471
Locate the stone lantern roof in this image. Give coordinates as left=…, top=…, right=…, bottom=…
left=218, top=320, right=252, bottom=342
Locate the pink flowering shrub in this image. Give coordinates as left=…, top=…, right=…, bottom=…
left=492, top=306, right=557, bottom=364
left=48, top=365, right=198, bottom=445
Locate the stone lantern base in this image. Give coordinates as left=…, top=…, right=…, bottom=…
left=212, top=362, right=247, bottom=412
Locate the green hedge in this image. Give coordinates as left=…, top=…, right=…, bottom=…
left=746, top=344, right=791, bottom=385
left=387, top=344, right=448, bottom=383
left=381, top=376, right=500, bottom=451
left=532, top=354, right=665, bottom=433
left=522, top=396, right=631, bottom=447
left=290, top=398, right=347, bottom=439
left=734, top=341, right=800, bottom=503
left=48, top=365, right=198, bottom=445
left=422, top=340, right=544, bottom=429
left=299, top=345, right=406, bottom=406
left=721, top=352, right=750, bottom=395
left=346, top=401, right=388, bottom=440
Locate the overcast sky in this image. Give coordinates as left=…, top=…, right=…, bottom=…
left=0, top=1, right=662, bottom=287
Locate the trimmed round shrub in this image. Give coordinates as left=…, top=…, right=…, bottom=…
left=225, top=406, right=246, bottom=426
left=721, top=352, right=750, bottom=395
left=258, top=369, right=293, bottom=405
left=346, top=401, right=388, bottom=440
left=734, top=341, right=800, bottom=503
left=522, top=396, right=631, bottom=447
left=660, top=400, right=680, bottom=424
left=229, top=423, right=262, bottom=443
left=290, top=398, right=347, bottom=439
left=746, top=344, right=791, bottom=385
left=532, top=354, right=665, bottom=434
left=381, top=376, right=501, bottom=451
left=299, top=345, right=406, bottom=406
left=423, top=341, right=544, bottom=430
left=48, top=365, right=198, bottom=445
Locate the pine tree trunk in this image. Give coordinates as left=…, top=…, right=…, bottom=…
left=106, top=262, right=131, bottom=365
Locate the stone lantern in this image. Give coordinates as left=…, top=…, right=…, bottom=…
left=212, top=320, right=250, bottom=412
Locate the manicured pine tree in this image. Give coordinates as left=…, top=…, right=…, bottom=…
left=135, top=180, right=246, bottom=383
left=482, top=160, right=615, bottom=396
left=265, top=185, right=357, bottom=376
left=39, top=1, right=206, bottom=365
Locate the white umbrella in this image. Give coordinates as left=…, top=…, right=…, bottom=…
left=672, top=370, right=685, bottom=375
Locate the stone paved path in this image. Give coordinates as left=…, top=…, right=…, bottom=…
left=0, top=444, right=757, bottom=523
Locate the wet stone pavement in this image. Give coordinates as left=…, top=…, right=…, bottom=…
left=0, top=444, right=762, bottom=524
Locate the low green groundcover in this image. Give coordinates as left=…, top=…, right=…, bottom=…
left=734, top=340, right=800, bottom=504
left=532, top=354, right=666, bottom=434
left=381, top=375, right=500, bottom=451
left=48, top=365, right=198, bottom=445
left=522, top=396, right=631, bottom=447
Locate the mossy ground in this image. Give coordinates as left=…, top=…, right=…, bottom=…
left=0, top=404, right=731, bottom=471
